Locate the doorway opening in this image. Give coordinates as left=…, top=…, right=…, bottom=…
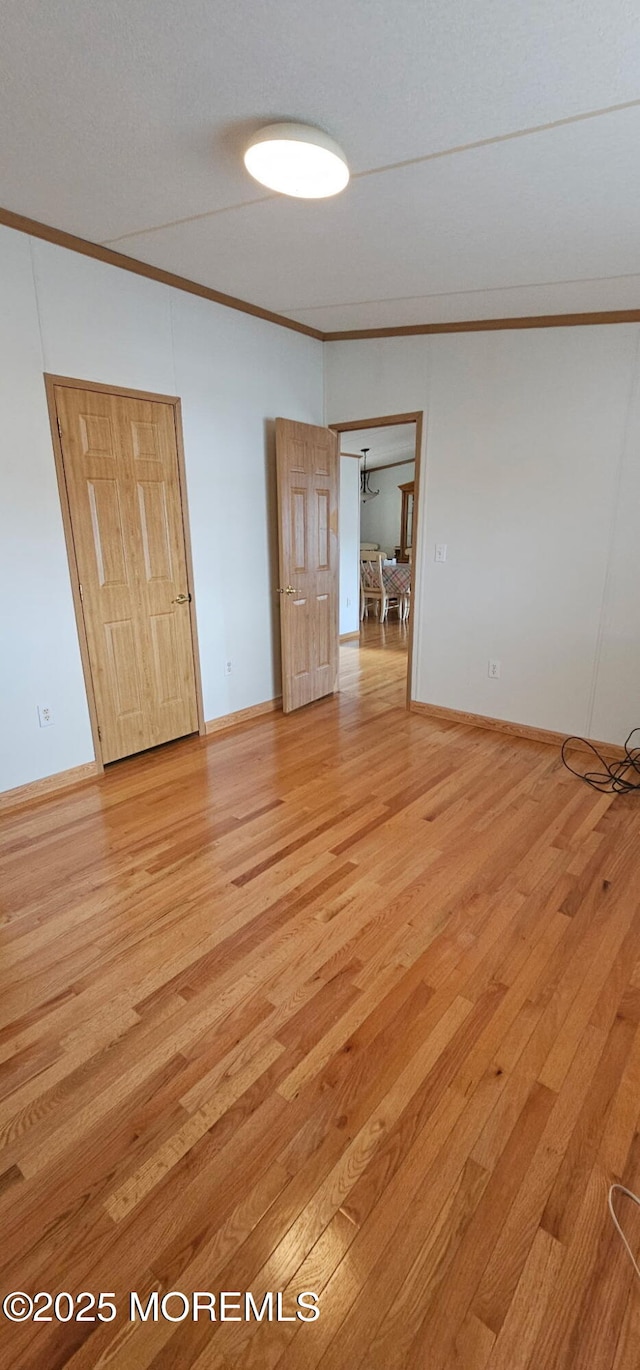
left=329, top=412, right=423, bottom=707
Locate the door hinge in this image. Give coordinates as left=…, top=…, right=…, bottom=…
left=78, top=583, right=84, bottom=601
left=97, top=725, right=101, bottom=741
left=57, top=416, right=62, bottom=439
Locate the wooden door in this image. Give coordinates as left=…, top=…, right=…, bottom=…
left=55, top=384, right=199, bottom=762
left=275, top=418, right=339, bottom=713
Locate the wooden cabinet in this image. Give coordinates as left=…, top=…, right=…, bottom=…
left=398, top=481, right=414, bottom=562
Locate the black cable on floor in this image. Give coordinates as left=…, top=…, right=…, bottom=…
left=561, top=727, right=640, bottom=794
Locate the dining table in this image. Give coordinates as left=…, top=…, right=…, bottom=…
left=382, top=561, right=411, bottom=596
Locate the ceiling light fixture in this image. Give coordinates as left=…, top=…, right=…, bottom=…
left=244, top=122, right=350, bottom=199
left=360, top=449, right=379, bottom=503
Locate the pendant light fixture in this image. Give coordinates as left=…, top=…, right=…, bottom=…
left=360, top=448, right=379, bottom=503
left=244, top=123, right=350, bottom=199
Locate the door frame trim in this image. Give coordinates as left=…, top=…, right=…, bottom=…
left=328, top=410, right=424, bottom=710
left=44, top=373, right=206, bottom=769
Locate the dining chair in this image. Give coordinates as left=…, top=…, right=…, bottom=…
left=400, top=547, right=412, bottom=620
left=359, top=553, right=400, bottom=622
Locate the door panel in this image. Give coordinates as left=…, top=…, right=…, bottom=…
left=315, top=593, right=331, bottom=669
left=105, top=619, right=144, bottom=717
left=87, top=479, right=128, bottom=586
left=276, top=418, right=339, bottom=713
left=291, top=597, right=310, bottom=680
left=150, top=613, right=181, bottom=703
left=56, top=385, right=198, bottom=762
left=316, top=489, right=330, bottom=569
left=291, top=488, right=307, bottom=571
left=137, top=481, right=173, bottom=583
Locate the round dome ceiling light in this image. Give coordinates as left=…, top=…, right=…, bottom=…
left=243, top=123, right=350, bottom=199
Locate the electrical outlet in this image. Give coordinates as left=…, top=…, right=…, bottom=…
left=37, top=703, right=54, bottom=727
left=435, top=543, right=447, bottom=563
left=488, top=659, right=501, bottom=679
left=224, top=660, right=232, bottom=676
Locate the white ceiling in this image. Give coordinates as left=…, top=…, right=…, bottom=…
left=340, top=424, right=416, bottom=468
left=2, top=1, right=640, bottom=331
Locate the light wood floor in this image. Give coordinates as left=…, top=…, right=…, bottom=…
left=1, top=622, right=639, bottom=1369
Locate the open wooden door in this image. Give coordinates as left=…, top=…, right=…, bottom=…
left=275, top=418, right=339, bottom=713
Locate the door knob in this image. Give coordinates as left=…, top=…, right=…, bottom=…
left=276, top=586, right=299, bottom=595
left=172, top=592, right=191, bottom=604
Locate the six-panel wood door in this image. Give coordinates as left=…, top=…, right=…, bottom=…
left=55, top=385, right=199, bottom=762
left=275, top=418, right=339, bottom=713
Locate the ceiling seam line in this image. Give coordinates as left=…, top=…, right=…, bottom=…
left=353, top=95, right=640, bottom=181
left=98, top=95, right=640, bottom=248
left=102, top=193, right=276, bottom=246
left=277, top=269, right=640, bottom=316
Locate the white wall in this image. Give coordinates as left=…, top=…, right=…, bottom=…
left=4, top=220, right=639, bottom=790
left=360, top=459, right=415, bottom=556
left=0, top=226, right=323, bottom=792
left=326, top=328, right=640, bottom=746
left=339, top=456, right=360, bottom=635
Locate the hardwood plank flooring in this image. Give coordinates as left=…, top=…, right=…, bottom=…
left=1, top=617, right=639, bottom=1368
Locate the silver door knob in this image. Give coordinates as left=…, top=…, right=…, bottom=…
left=172, top=592, right=191, bottom=604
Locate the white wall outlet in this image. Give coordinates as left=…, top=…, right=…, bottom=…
left=224, top=660, right=232, bottom=676
left=435, top=543, right=447, bottom=563
left=37, top=703, right=54, bottom=727
left=488, top=659, right=501, bottom=679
